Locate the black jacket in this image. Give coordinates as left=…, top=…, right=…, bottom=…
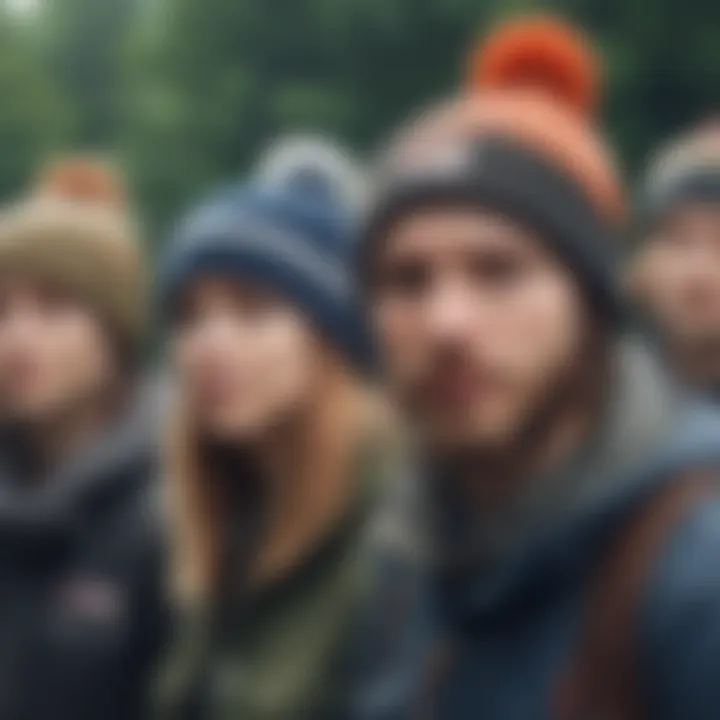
left=0, top=386, right=167, bottom=720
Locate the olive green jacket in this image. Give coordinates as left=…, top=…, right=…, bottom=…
left=156, top=440, right=394, bottom=720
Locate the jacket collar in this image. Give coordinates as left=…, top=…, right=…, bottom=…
left=0, top=378, right=161, bottom=548
left=431, top=340, right=720, bottom=625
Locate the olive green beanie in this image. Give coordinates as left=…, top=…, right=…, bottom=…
left=0, top=157, right=148, bottom=362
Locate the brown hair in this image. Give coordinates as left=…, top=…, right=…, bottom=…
left=164, top=401, right=265, bottom=604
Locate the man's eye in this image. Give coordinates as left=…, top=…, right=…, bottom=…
left=470, top=254, right=526, bottom=285
left=378, top=262, right=431, bottom=296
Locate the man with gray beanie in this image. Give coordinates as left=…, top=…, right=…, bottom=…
left=630, top=120, right=720, bottom=396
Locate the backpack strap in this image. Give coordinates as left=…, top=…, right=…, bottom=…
left=554, top=469, right=720, bottom=720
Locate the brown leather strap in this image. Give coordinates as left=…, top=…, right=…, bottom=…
left=555, top=470, right=720, bottom=720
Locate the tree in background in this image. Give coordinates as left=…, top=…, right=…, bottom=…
left=122, top=0, right=506, bottom=234
left=1, top=0, right=717, bottom=236
left=121, top=0, right=719, bottom=238
left=40, top=0, right=138, bottom=146
left=0, top=3, right=69, bottom=200
left=560, top=0, right=720, bottom=173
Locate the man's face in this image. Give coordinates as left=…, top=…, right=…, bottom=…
left=632, top=203, right=720, bottom=386
left=171, top=278, right=325, bottom=443
left=372, top=207, right=589, bottom=454
left=0, top=278, right=117, bottom=424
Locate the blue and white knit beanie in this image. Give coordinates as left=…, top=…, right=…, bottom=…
left=158, top=135, right=371, bottom=370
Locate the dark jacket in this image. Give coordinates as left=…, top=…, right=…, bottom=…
left=0, top=385, right=167, bottom=720
left=356, top=340, right=720, bottom=720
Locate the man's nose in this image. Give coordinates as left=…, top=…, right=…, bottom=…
left=426, top=281, right=480, bottom=343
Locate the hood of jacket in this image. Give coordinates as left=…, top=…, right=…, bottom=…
left=432, top=338, right=720, bottom=626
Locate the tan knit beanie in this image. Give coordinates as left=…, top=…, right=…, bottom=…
left=0, top=157, right=148, bottom=362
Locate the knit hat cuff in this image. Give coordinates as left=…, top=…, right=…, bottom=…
left=638, top=167, right=720, bottom=232
left=159, top=225, right=372, bottom=369
left=364, top=136, right=621, bottom=322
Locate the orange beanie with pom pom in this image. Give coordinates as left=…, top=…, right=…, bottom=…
left=0, top=156, right=147, bottom=363
left=365, top=15, right=624, bottom=320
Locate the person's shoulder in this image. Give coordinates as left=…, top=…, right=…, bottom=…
left=639, top=491, right=720, bottom=717
left=645, top=492, right=720, bottom=609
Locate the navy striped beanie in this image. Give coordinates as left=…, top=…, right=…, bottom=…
left=158, top=137, right=371, bottom=370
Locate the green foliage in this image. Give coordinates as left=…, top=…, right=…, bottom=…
left=40, top=0, right=138, bottom=145
left=1, top=0, right=718, bottom=236
left=122, top=0, right=719, bottom=239
left=0, top=6, right=69, bottom=200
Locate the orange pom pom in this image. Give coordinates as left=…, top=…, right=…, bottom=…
left=468, top=15, right=600, bottom=120
left=36, top=157, right=126, bottom=208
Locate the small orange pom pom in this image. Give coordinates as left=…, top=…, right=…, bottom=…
left=36, top=156, right=126, bottom=209
left=468, top=15, right=600, bottom=120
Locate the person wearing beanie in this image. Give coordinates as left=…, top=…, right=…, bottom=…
left=0, top=158, right=167, bottom=720
left=155, top=136, right=398, bottom=720
left=629, top=121, right=720, bottom=397
left=357, top=17, right=720, bottom=720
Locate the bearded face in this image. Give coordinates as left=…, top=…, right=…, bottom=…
left=371, top=206, right=599, bottom=456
